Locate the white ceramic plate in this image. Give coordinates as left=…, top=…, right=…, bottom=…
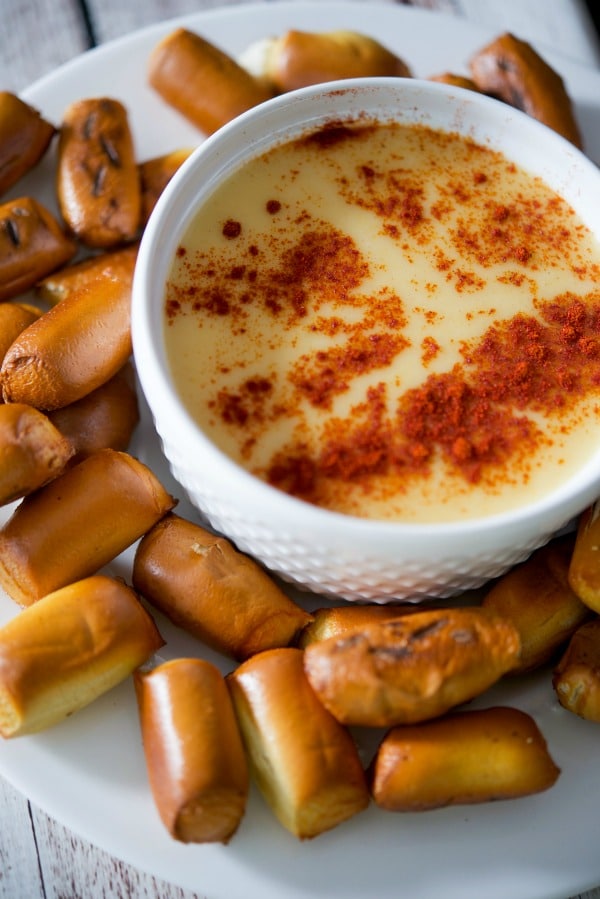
left=2, top=4, right=600, bottom=898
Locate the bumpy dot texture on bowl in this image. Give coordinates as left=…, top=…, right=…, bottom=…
left=163, top=437, right=548, bottom=602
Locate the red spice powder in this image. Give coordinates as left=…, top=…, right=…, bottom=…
left=345, top=168, right=427, bottom=234
left=464, top=294, right=600, bottom=411
left=421, top=336, right=441, bottom=365
left=300, top=122, right=375, bottom=149
left=262, top=290, right=600, bottom=502
left=291, top=330, right=408, bottom=409
left=168, top=222, right=370, bottom=327
left=396, top=370, right=539, bottom=485
left=212, top=377, right=274, bottom=430
left=166, top=122, right=600, bottom=509
left=222, top=219, right=242, bottom=238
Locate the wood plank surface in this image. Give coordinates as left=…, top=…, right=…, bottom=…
left=1, top=0, right=90, bottom=93
left=4, top=0, right=600, bottom=93
left=31, top=804, right=196, bottom=899
left=0, top=776, right=44, bottom=898
left=1, top=2, right=600, bottom=898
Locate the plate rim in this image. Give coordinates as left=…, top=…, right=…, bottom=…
left=3, top=4, right=600, bottom=899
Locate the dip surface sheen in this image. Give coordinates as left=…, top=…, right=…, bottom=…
left=164, top=120, right=600, bottom=523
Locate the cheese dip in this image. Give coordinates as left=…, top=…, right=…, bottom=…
left=164, top=120, right=600, bottom=523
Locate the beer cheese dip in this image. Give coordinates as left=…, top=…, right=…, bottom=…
left=164, top=120, right=600, bottom=523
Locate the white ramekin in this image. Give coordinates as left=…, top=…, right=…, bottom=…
left=132, top=77, right=600, bottom=602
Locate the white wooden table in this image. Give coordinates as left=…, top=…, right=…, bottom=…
left=1, top=1, right=599, bottom=897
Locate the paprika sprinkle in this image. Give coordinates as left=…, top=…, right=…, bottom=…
left=164, top=119, right=600, bottom=523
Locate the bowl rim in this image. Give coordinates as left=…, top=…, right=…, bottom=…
left=132, top=76, right=600, bottom=543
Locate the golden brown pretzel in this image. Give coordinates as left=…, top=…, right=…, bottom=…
left=227, top=647, right=369, bottom=839
left=553, top=618, right=600, bottom=722
left=257, top=29, right=412, bottom=92
left=369, top=706, right=560, bottom=811
left=48, top=363, right=139, bottom=463
left=568, top=502, right=600, bottom=612
left=0, top=303, right=40, bottom=365
left=133, top=513, right=312, bottom=660
left=303, top=607, right=521, bottom=727
left=428, top=73, right=480, bottom=91
left=297, top=603, right=420, bottom=648
left=37, top=242, right=138, bottom=305
left=0, top=196, right=76, bottom=301
left=56, top=97, right=141, bottom=247
left=1, top=271, right=133, bottom=410
left=469, top=32, right=583, bottom=147
left=482, top=536, right=591, bottom=672
left=0, top=448, right=176, bottom=605
left=0, top=403, right=74, bottom=505
left=135, top=658, right=249, bottom=843
left=138, top=148, right=193, bottom=224
left=0, top=574, right=163, bottom=737
left=148, top=28, right=274, bottom=136
left=0, top=92, right=55, bottom=195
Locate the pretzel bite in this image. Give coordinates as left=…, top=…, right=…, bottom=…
left=0, top=574, right=163, bottom=738
left=428, top=73, right=480, bottom=91
left=0, top=303, right=40, bottom=365
left=37, top=242, right=138, bottom=306
left=148, top=28, right=274, bottom=136
left=469, top=32, right=582, bottom=147
left=0, top=403, right=74, bottom=505
left=48, top=363, right=139, bottom=463
left=1, top=272, right=132, bottom=410
left=568, top=502, right=600, bottom=612
left=227, top=647, right=369, bottom=838
left=298, top=603, right=417, bottom=648
left=303, top=607, right=521, bottom=727
left=0, top=92, right=55, bottom=195
left=369, top=706, right=560, bottom=811
left=0, top=197, right=76, bottom=302
left=482, top=536, right=591, bottom=673
left=135, top=658, right=249, bottom=843
left=133, top=513, right=312, bottom=660
left=0, top=448, right=176, bottom=606
left=138, top=148, right=193, bottom=224
left=251, top=30, right=411, bottom=93
left=56, top=98, right=141, bottom=248
left=553, top=618, right=600, bottom=722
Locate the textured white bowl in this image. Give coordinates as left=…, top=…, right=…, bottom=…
left=132, top=78, right=600, bottom=603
